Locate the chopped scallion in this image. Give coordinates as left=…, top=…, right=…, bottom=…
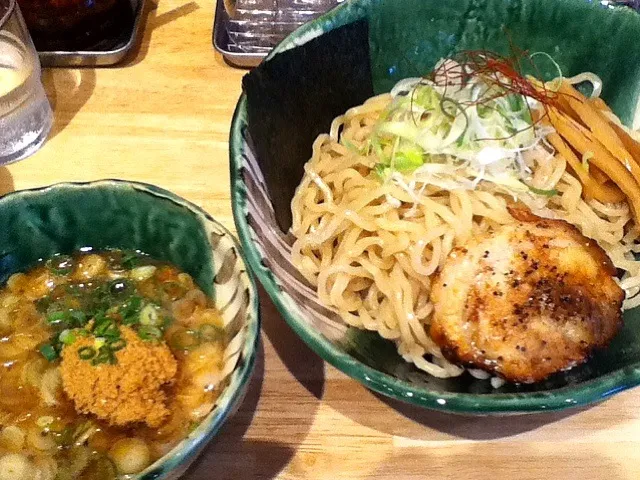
left=109, top=339, right=126, bottom=351
left=46, top=311, right=67, bottom=324
left=47, top=255, right=74, bottom=276
left=373, top=163, right=389, bottom=180
left=169, top=329, right=200, bottom=351
left=78, top=346, right=96, bottom=360
left=120, top=296, right=143, bottom=325
left=137, top=325, right=162, bottom=341
left=139, top=304, right=162, bottom=326
left=94, top=319, right=119, bottom=338
left=198, top=324, right=222, bottom=342
left=59, top=330, right=77, bottom=345
left=40, top=343, right=58, bottom=362
left=91, top=346, right=116, bottom=365
left=121, top=252, right=140, bottom=269
left=528, top=185, right=558, bottom=197
left=69, top=310, right=87, bottom=327
left=393, top=147, right=425, bottom=172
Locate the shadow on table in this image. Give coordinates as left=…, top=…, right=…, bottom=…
left=318, top=367, right=607, bottom=441
left=373, top=393, right=595, bottom=440
left=42, top=68, right=97, bottom=140
left=259, top=286, right=326, bottom=399
left=254, top=283, right=589, bottom=440
left=0, top=168, right=14, bottom=196
left=183, top=341, right=294, bottom=479
left=122, top=0, right=200, bottom=67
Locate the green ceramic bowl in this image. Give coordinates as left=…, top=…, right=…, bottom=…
left=0, top=180, right=259, bottom=477
left=230, top=0, right=640, bottom=414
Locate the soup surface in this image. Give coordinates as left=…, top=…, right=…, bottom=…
left=0, top=250, right=226, bottom=479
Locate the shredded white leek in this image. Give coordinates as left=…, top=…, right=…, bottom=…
left=373, top=57, right=555, bottom=200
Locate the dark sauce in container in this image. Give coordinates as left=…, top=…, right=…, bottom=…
left=17, top=0, right=135, bottom=51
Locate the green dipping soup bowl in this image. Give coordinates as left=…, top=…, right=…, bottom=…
left=0, top=180, right=260, bottom=478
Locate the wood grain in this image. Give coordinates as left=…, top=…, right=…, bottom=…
left=7, top=0, right=640, bottom=478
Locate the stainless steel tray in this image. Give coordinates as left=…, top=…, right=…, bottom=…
left=213, top=0, right=339, bottom=68
left=213, top=0, right=265, bottom=68
left=38, top=0, right=145, bottom=68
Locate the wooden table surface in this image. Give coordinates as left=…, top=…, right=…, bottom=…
left=6, top=1, right=640, bottom=478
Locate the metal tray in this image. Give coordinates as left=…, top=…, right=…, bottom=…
left=38, top=0, right=145, bottom=68
left=213, top=0, right=265, bottom=68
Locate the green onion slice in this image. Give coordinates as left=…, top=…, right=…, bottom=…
left=528, top=185, right=558, bottom=197
left=139, top=304, right=162, bottom=326
left=120, top=296, right=143, bottom=325
left=69, top=310, right=87, bottom=327
left=121, top=251, right=141, bottom=269
left=77, top=346, right=96, bottom=360
left=47, top=255, right=74, bottom=276
left=40, top=344, right=59, bottom=362
left=59, top=330, right=77, bottom=346
left=46, top=311, right=68, bottom=324
left=109, top=339, right=126, bottom=351
left=169, top=329, right=200, bottom=351
left=198, top=324, right=222, bottom=342
left=91, top=346, right=116, bottom=365
left=137, top=325, right=163, bottom=341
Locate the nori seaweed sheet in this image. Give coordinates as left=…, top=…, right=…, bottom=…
left=242, top=19, right=374, bottom=232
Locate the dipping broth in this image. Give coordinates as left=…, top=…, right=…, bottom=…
left=0, top=250, right=227, bottom=479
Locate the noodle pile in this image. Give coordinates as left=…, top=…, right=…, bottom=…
left=290, top=79, right=640, bottom=379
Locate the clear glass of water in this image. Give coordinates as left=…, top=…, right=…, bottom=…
left=0, top=0, right=52, bottom=165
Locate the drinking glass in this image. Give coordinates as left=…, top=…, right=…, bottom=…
left=0, top=0, right=52, bottom=164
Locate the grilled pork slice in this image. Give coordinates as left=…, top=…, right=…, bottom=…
left=429, top=207, right=624, bottom=383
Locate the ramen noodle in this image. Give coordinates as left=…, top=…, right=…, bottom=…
left=290, top=52, right=640, bottom=381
